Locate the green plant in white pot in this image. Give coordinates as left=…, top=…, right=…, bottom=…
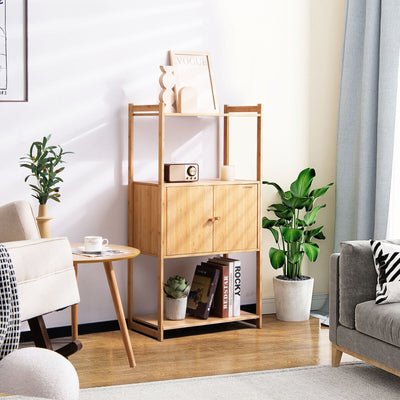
left=263, top=168, right=333, bottom=321
left=164, top=275, right=190, bottom=320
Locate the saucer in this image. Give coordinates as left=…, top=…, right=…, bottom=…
left=78, top=246, right=109, bottom=254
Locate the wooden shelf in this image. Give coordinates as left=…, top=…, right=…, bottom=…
left=132, top=311, right=259, bottom=331
left=130, top=105, right=261, bottom=118
left=132, top=179, right=259, bottom=187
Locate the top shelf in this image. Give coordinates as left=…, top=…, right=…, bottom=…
left=129, top=104, right=262, bottom=118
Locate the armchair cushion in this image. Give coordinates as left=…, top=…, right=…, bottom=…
left=5, top=238, right=79, bottom=321
left=0, top=201, right=40, bottom=242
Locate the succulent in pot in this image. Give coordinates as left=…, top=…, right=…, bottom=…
left=164, top=275, right=190, bottom=320
left=164, top=275, right=190, bottom=299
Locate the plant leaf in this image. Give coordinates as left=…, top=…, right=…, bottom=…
left=267, top=203, right=293, bottom=220
left=304, top=204, right=326, bottom=226
left=290, top=168, right=315, bottom=198
left=263, top=180, right=286, bottom=201
left=281, top=227, right=302, bottom=243
left=304, top=226, right=324, bottom=242
left=301, top=242, right=320, bottom=262
left=269, top=248, right=286, bottom=270
left=310, top=182, right=333, bottom=200
left=282, top=196, right=310, bottom=210
left=262, top=217, right=276, bottom=229
left=269, top=227, right=280, bottom=243
left=288, top=252, right=302, bottom=264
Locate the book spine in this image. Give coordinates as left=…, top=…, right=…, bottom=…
left=204, top=269, right=220, bottom=319
left=228, top=263, right=233, bottom=317
left=222, top=273, right=229, bottom=317
left=233, top=263, right=241, bottom=317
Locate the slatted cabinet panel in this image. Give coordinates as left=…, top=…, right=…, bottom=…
left=213, top=184, right=258, bottom=252
left=166, top=185, right=213, bottom=255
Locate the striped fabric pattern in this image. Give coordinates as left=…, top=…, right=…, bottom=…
left=370, top=240, right=400, bottom=304
left=0, top=244, right=20, bottom=359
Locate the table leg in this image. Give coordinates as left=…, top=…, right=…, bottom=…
left=127, top=258, right=133, bottom=330
left=103, top=260, right=136, bottom=368
left=71, top=263, right=78, bottom=341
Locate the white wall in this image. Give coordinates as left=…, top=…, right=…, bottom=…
left=0, top=0, right=345, bottom=328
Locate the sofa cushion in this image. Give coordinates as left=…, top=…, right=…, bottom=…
left=370, top=240, right=400, bottom=304
left=355, top=300, right=400, bottom=347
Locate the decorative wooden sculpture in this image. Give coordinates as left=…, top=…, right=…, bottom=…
left=159, top=66, right=176, bottom=113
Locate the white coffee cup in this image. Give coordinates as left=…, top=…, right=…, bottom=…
left=84, top=236, right=109, bottom=252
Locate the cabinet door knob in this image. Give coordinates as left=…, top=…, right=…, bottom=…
left=215, top=216, right=221, bottom=221
left=208, top=217, right=215, bottom=222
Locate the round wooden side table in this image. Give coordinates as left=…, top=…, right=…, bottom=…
left=71, top=244, right=140, bottom=368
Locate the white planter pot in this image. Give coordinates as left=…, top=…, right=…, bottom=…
left=164, top=296, right=188, bottom=320
left=273, top=276, right=314, bottom=322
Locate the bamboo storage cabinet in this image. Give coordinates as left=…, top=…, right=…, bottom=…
left=127, top=103, right=262, bottom=341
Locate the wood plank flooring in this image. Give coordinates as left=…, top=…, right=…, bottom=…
left=59, top=315, right=357, bottom=389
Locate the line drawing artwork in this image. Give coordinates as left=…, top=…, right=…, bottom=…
left=0, top=0, right=7, bottom=93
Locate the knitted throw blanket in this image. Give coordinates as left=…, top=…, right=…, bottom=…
left=0, top=244, right=20, bottom=360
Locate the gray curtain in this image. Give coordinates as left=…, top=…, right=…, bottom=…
left=334, top=0, right=400, bottom=250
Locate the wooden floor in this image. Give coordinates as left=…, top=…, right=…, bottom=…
left=53, top=315, right=357, bottom=389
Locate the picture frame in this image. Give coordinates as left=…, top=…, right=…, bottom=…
left=0, top=0, right=28, bottom=102
left=169, top=50, right=217, bottom=113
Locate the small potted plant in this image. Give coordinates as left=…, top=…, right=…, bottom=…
left=19, top=134, right=73, bottom=237
left=164, top=275, right=190, bottom=320
left=263, top=168, right=333, bottom=321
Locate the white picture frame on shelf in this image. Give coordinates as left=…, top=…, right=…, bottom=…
left=169, top=50, right=217, bottom=113
left=0, top=0, right=28, bottom=102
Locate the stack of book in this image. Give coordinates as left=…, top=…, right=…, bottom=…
left=186, top=257, right=241, bottom=319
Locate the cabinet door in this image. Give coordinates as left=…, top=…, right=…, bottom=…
left=166, top=186, right=213, bottom=256
left=213, top=184, right=258, bottom=252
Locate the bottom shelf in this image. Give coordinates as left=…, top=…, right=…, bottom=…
left=130, top=311, right=260, bottom=338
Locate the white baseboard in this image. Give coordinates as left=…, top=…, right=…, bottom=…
left=262, top=293, right=328, bottom=315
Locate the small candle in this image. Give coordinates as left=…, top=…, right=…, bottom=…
left=221, top=165, right=235, bottom=181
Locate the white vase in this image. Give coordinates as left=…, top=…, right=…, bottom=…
left=164, top=296, right=188, bottom=320
left=273, top=276, right=314, bottom=322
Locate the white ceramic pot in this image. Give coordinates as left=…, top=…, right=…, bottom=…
left=273, top=276, right=314, bottom=322
left=164, top=296, right=188, bottom=320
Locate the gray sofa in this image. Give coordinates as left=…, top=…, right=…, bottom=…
left=330, top=240, right=400, bottom=376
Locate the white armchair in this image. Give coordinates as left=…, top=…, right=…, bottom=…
left=0, top=200, right=81, bottom=399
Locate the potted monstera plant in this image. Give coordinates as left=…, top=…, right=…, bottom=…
left=263, top=168, right=333, bottom=321
left=164, top=275, right=190, bottom=320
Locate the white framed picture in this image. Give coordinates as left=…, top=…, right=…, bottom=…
left=170, top=50, right=218, bottom=113
left=0, top=0, right=27, bottom=102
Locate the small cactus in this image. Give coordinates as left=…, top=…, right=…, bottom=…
left=164, top=275, right=190, bottom=299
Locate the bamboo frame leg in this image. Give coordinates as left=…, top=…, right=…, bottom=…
left=71, top=263, right=79, bottom=341
left=157, top=257, right=164, bottom=341
left=103, top=261, right=136, bottom=367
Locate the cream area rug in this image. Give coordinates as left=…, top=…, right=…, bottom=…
left=79, top=363, right=400, bottom=400
left=7, top=363, right=400, bottom=399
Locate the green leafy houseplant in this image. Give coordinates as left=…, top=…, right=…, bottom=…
left=262, top=168, right=333, bottom=280
left=164, top=275, right=190, bottom=299
left=19, top=135, right=73, bottom=205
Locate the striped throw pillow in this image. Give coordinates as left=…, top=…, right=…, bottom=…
left=370, top=240, right=400, bottom=304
